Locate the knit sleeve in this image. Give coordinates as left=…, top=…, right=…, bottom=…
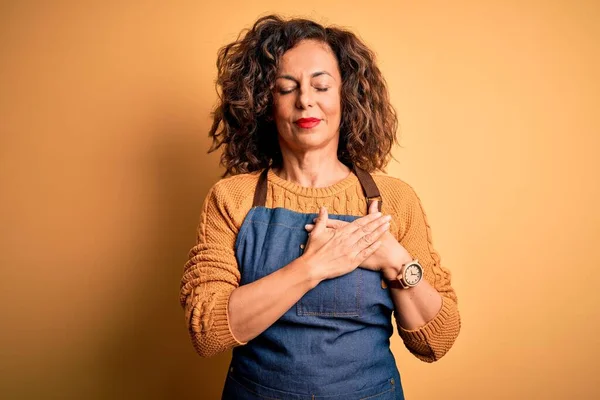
left=179, top=182, right=247, bottom=358
left=393, top=184, right=461, bottom=363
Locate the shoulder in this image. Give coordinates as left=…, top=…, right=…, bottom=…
left=371, top=173, right=428, bottom=221
left=371, top=173, right=421, bottom=209
left=205, top=170, right=262, bottom=229
left=371, top=173, right=427, bottom=240
left=210, top=170, right=261, bottom=200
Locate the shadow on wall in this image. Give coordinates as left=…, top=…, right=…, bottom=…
left=96, top=114, right=231, bottom=399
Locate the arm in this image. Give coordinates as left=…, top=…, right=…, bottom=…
left=179, top=183, right=244, bottom=357
left=302, top=184, right=461, bottom=362
left=180, top=183, right=319, bottom=357
left=227, top=258, right=316, bottom=343
left=389, top=186, right=461, bottom=363
left=388, top=267, right=444, bottom=331
left=180, top=187, right=388, bottom=357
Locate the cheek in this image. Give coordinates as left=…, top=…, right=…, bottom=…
left=272, top=98, right=293, bottom=135
left=272, top=97, right=295, bottom=125
left=321, top=95, right=341, bottom=120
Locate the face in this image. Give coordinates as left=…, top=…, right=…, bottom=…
left=272, top=39, right=342, bottom=155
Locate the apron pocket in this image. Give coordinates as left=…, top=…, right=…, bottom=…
left=356, top=377, right=397, bottom=400
left=297, top=269, right=361, bottom=317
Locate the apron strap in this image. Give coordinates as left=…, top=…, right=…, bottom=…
left=252, top=168, right=270, bottom=208
left=352, top=165, right=383, bottom=213
left=252, top=165, right=382, bottom=213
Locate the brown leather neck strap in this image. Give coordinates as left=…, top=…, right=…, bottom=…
left=352, top=165, right=383, bottom=213
left=252, top=168, right=270, bottom=208
left=252, top=165, right=382, bottom=213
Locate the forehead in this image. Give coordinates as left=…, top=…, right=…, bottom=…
left=277, top=40, right=340, bottom=77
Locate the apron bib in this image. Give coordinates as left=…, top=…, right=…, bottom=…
left=222, top=166, right=405, bottom=400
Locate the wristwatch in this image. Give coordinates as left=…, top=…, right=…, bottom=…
left=386, top=259, right=423, bottom=289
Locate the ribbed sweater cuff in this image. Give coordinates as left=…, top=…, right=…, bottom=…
left=212, top=290, right=248, bottom=347
left=398, top=296, right=454, bottom=342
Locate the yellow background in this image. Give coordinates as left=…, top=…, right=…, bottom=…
left=1, top=1, right=599, bottom=399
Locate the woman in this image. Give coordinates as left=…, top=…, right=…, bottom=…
left=180, top=15, right=461, bottom=400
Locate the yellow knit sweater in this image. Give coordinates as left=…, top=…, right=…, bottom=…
left=180, top=169, right=460, bottom=363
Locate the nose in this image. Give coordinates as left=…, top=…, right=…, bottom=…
left=295, top=85, right=314, bottom=109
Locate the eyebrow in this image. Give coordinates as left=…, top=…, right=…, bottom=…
left=275, top=71, right=333, bottom=82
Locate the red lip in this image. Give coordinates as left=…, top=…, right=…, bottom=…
left=295, top=118, right=321, bottom=129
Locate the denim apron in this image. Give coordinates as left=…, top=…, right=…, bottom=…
left=222, top=167, right=405, bottom=400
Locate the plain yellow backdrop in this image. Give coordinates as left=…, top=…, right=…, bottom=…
left=1, top=1, right=599, bottom=399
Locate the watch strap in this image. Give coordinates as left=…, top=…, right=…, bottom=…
left=385, top=277, right=408, bottom=289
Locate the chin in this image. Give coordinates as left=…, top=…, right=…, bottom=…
left=293, top=134, right=331, bottom=148
left=279, top=127, right=338, bottom=151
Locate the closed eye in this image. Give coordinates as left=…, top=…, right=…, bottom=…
left=279, top=88, right=296, bottom=95
left=277, top=86, right=330, bottom=95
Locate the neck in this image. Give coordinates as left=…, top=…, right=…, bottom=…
left=273, top=151, right=351, bottom=188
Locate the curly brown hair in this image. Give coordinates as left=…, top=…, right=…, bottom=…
left=208, top=14, right=398, bottom=177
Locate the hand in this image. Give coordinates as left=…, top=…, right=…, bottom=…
left=305, top=201, right=412, bottom=281
left=300, top=206, right=391, bottom=283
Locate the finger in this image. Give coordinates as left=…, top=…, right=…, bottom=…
left=305, top=219, right=345, bottom=231
left=368, top=200, right=379, bottom=215
left=349, top=214, right=391, bottom=245
left=352, top=240, right=382, bottom=263
left=342, top=211, right=384, bottom=235
left=341, top=211, right=386, bottom=234
left=355, top=218, right=390, bottom=248
left=310, top=218, right=347, bottom=229
left=305, top=224, right=340, bottom=233
left=312, top=206, right=329, bottom=235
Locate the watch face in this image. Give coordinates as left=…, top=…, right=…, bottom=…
left=404, top=264, right=422, bottom=286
